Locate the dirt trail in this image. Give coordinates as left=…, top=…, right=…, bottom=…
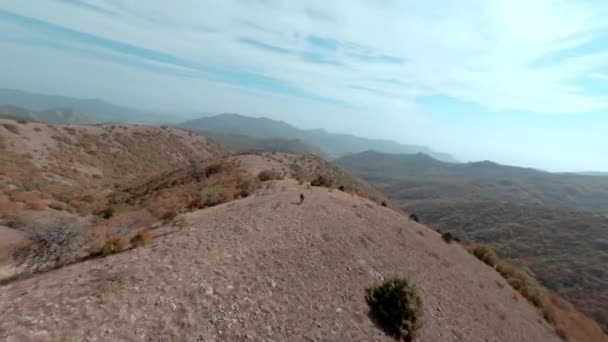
left=0, top=180, right=560, bottom=341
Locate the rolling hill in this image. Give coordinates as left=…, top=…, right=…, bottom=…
left=335, top=150, right=608, bottom=332
left=180, top=113, right=457, bottom=162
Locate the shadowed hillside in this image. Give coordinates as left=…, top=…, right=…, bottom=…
left=336, top=150, right=608, bottom=212
left=198, top=131, right=327, bottom=157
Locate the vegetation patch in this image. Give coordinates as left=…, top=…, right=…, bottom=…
left=92, top=237, right=128, bottom=257
left=441, top=232, right=454, bottom=243
left=10, top=219, right=84, bottom=273
left=496, top=261, right=544, bottom=306
left=257, top=169, right=282, bottom=181
left=470, top=244, right=499, bottom=268
left=311, top=174, right=332, bottom=187
left=366, top=276, right=423, bottom=341
left=200, top=184, right=230, bottom=207
left=238, top=178, right=260, bottom=197
left=130, top=229, right=153, bottom=248
left=2, top=123, right=20, bottom=135
left=205, top=163, right=224, bottom=177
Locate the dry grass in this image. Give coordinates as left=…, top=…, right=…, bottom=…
left=93, top=237, right=128, bottom=257
left=469, top=244, right=607, bottom=342
left=130, top=229, right=153, bottom=248
left=199, top=184, right=231, bottom=207
left=470, top=244, right=499, bottom=268
left=238, top=178, right=260, bottom=197
left=171, top=214, right=188, bottom=229
left=0, top=201, right=23, bottom=220
left=10, top=219, right=85, bottom=273
left=88, top=210, right=155, bottom=257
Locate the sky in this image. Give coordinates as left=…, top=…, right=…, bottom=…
left=1, top=0, right=608, bottom=172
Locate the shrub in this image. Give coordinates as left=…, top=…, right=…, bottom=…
left=441, top=232, right=454, bottom=243
left=381, top=201, right=388, bottom=207
left=171, top=214, right=187, bottom=229
left=205, top=163, right=223, bottom=177
left=471, top=244, right=499, bottom=268
left=258, top=169, right=282, bottom=181
left=130, top=229, right=152, bottom=248
left=200, top=185, right=229, bottom=207
left=109, top=191, right=128, bottom=205
left=10, top=220, right=84, bottom=273
left=238, top=178, right=259, bottom=197
left=366, top=276, right=423, bottom=341
left=338, top=185, right=346, bottom=191
left=94, top=237, right=128, bottom=257
left=311, top=174, right=332, bottom=187
left=408, top=214, right=420, bottom=223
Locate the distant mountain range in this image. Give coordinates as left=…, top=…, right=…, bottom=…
left=0, top=88, right=456, bottom=161
left=180, top=113, right=457, bottom=162
left=0, top=105, right=94, bottom=124
left=199, top=131, right=327, bottom=157
left=0, top=88, right=175, bottom=124
left=335, top=150, right=608, bottom=211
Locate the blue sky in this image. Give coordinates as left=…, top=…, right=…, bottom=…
left=1, top=0, right=608, bottom=171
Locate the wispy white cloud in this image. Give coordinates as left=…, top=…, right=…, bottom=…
left=2, top=0, right=608, bottom=115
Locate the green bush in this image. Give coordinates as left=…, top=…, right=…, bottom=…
left=200, top=185, right=229, bottom=207
left=366, top=276, right=423, bottom=341
left=471, top=244, right=499, bottom=268
left=238, top=178, right=260, bottom=197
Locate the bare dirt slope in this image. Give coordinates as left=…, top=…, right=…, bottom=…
left=0, top=180, right=560, bottom=342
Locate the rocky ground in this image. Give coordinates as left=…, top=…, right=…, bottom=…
left=0, top=179, right=560, bottom=342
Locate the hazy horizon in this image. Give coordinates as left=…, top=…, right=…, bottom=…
left=1, top=1, right=608, bottom=172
